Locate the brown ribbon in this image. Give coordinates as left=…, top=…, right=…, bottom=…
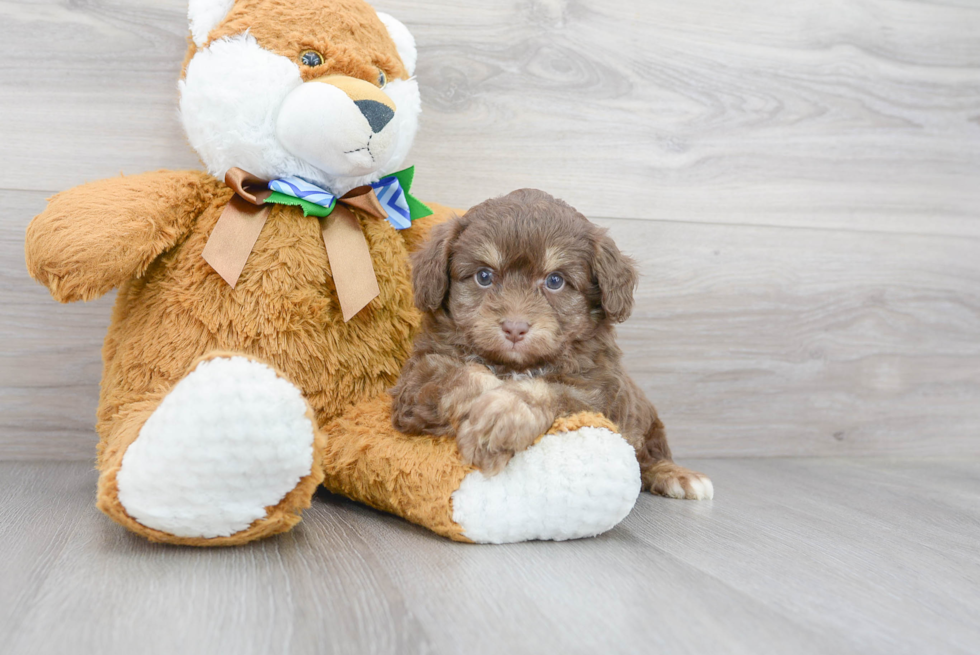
left=201, top=168, right=383, bottom=322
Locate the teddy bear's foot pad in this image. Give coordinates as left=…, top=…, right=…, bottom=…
left=451, top=426, right=641, bottom=544
left=116, top=356, right=316, bottom=539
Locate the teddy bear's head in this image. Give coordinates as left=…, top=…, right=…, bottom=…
left=180, top=0, right=420, bottom=195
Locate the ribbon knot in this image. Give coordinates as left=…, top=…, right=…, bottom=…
left=201, top=167, right=429, bottom=322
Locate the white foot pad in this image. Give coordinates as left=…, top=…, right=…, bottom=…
left=117, top=357, right=315, bottom=538
left=451, top=426, right=640, bottom=544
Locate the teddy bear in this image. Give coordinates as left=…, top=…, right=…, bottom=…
left=24, top=0, right=641, bottom=545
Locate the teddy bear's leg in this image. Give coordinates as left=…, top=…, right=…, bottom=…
left=321, top=396, right=640, bottom=544
left=96, top=353, right=326, bottom=546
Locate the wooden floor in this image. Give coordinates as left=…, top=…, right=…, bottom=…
left=1, top=457, right=978, bottom=655
left=1, top=2, right=978, bottom=654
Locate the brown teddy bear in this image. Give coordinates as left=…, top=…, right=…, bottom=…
left=24, top=0, right=641, bottom=546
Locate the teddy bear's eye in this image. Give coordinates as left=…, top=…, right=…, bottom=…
left=475, top=268, right=494, bottom=288
left=545, top=272, right=565, bottom=291
left=377, top=68, right=388, bottom=88
left=300, top=50, right=324, bottom=67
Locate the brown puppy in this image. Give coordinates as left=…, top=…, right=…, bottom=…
left=391, top=189, right=712, bottom=500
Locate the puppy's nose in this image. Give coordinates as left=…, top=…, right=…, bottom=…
left=501, top=320, right=530, bottom=343
left=355, top=99, right=395, bottom=133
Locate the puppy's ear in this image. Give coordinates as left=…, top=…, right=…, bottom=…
left=411, top=214, right=468, bottom=312
left=592, top=229, right=638, bottom=323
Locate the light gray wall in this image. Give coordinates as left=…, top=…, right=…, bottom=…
left=2, top=0, right=978, bottom=459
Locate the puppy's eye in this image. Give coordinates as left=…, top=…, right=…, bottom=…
left=377, top=68, right=388, bottom=88
left=300, top=50, right=324, bottom=67
left=474, top=268, right=494, bottom=288
left=545, top=272, right=565, bottom=291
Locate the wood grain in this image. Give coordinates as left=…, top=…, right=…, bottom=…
left=4, top=188, right=979, bottom=458
left=1, top=459, right=978, bottom=654
left=1, top=191, right=108, bottom=459
left=0, top=0, right=978, bottom=234
left=619, top=218, right=980, bottom=457
left=1, top=0, right=979, bottom=459
left=4, top=3, right=979, bottom=653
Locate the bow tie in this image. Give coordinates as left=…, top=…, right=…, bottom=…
left=202, top=167, right=431, bottom=322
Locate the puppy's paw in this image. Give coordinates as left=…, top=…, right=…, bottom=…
left=645, top=461, right=714, bottom=500
left=456, top=388, right=554, bottom=476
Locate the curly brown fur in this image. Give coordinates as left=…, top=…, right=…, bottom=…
left=392, top=189, right=712, bottom=498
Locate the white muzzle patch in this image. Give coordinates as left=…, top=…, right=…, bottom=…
left=180, top=33, right=421, bottom=193
left=276, top=82, right=399, bottom=178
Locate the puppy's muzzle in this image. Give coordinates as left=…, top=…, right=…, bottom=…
left=502, top=320, right=530, bottom=344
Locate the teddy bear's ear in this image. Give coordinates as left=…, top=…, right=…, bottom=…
left=375, top=12, right=417, bottom=76
left=188, top=0, right=235, bottom=47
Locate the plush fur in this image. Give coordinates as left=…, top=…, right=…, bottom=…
left=180, top=0, right=421, bottom=194
left=323, top=396, right=638, bottom=543
left=24, top=0, right=646, bottom=545
left=391, top=189, right=713, bottom=499
left=24, top=0, right=452, bottom=545
left=188, top=0, right=236, bottom=46
left=115, top=354, right=318, bottom=540
left=374, top=12, right=418, bottom=75
left=451, top=421, right=640, bottom=543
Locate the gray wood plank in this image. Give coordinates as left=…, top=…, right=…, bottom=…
left=5, top=187, right=979, bottom=458
left=2, top=459, right=978, bottom=655
left=626, top=458, right=980, bottom=655
left=616, top=219, right=980, bottom=457
left=0, top=0, right=978, bottom=236
left=0, top=0, right=201, bottom=185
left=1, top=190, right=109, bottom=459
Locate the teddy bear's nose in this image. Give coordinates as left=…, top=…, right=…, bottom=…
left=355, top=100, right=395, bottom=133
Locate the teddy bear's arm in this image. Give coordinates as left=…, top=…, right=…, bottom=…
left=401, top=202, right=461, bottom=252
left=25, top=170, right=221, bottom=303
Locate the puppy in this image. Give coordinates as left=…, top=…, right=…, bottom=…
left=391, top=189, right=713, bottom=500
